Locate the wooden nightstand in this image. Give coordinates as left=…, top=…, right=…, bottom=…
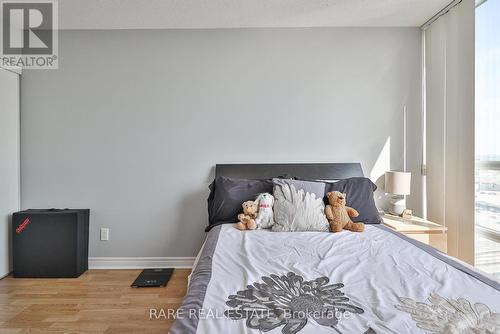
left=381, top=213, right=448, bottom=253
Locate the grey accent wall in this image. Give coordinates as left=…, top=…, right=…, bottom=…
left=1, top=68, right=20, bottom=277
left=21, top=28, right=422, bottom=257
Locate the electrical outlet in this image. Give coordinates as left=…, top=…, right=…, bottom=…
left=100, top=228, right=109, bottom=241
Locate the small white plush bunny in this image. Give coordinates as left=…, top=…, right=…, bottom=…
left=254, top=193, right=275, bottom=229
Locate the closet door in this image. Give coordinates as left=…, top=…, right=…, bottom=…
left=0, top=68, right=20, bottom=278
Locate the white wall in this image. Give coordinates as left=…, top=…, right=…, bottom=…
left=20, top=28, right=422, bottom=258
left=0, top=68, right=20, bottom=277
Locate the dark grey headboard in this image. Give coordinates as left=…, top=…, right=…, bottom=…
left=215, top=163, right=364, bottom=180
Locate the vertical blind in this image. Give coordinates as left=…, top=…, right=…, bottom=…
left=425, top=0, right=475, bottom=263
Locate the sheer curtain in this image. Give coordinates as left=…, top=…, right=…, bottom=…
left=425, top=0, right=475, bottom=263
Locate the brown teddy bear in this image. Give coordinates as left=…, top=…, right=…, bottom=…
left=325, top=191, right=365, bottom=232
left=235, top=201, right=258, bottom=230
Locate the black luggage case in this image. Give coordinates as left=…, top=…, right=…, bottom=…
left=12, top=209, right=90, bottom=278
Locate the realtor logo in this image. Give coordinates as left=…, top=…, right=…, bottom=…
left=1, top=0, right=58, bottom=69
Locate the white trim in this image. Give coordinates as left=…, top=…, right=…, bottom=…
left=421, top=29, right=428, bottom=219
left=0, top=272, right=11, bottom=280
left=421, top=0, right=462, bottom=30
left=403, top=105, right=407, bottom=172
left=88, top=257, right=196, bottom=269
left=476, top=0, right=488, bottom=7
left=0, top=65, right=22, bottom=75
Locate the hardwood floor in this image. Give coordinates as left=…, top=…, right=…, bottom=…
left=0, top=269, right=190, bottom=334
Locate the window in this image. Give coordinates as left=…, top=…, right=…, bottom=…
left=475, top=0, right=500, bottom=277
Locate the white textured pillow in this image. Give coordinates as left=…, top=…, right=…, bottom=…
left=272, top=184, right=329, bottom=232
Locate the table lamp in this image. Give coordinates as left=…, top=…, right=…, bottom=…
left=385, top=171, right=411, bottom=215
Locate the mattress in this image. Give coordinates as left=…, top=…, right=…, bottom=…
left=171, top=224, right=500, bottom=334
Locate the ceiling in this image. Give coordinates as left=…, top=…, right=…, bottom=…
left=58, top=0, right=451, bottom=30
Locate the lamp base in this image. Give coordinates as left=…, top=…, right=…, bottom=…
left=388, top=195, right=406, bottom=216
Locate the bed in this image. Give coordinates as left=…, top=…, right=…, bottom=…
left=170, top=164, right=500, bottom=334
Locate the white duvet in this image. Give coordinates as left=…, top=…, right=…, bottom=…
left=194, top=225, right=500, bottom=334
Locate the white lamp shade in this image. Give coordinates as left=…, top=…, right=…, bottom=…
left=385, top=171, right=411, bottom=195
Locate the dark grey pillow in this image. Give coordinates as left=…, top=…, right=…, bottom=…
left=206, top=177, right=273, bottom=231
left=272, top=178, right=325, bottom=199
left=324, top=177, right=382, bottom=224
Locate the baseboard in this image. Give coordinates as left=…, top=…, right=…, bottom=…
left=88, top=257, right=196, bottom=269
left=0, top=271, right=12, bottom=280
